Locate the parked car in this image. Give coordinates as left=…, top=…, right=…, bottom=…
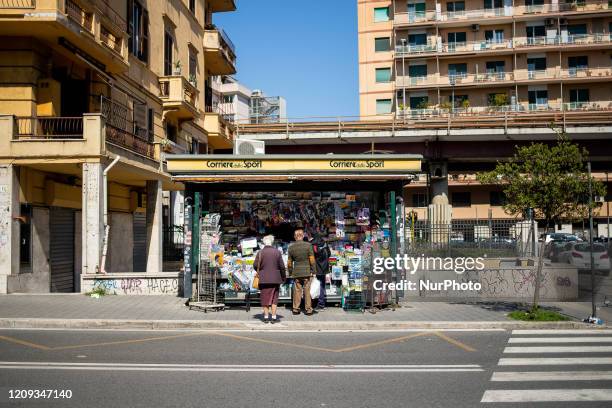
left=540, top=232, right=582, bottom=243
left=557, top=242, right=610, bottom=270
left=544, top=240, right=568, bottom=262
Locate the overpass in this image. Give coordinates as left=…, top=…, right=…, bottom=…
left=235, top=110, right=612, bottom=171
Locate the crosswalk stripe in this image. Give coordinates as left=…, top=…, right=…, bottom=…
left=499, top=357, right=612, bottom=365
left=491, top=371, right=612, bottom=382
left=512, top=329, right=612, bottom=335
left=509, top=337, right=612, bottom=344
left=504, top=346, right=612, bottom=353
left=481, top=389, right=612, bottom=403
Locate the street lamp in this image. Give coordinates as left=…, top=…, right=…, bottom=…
left=400, top=38, right=407, bottom=114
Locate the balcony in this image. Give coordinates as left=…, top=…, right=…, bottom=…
left=204, top=103, right=235, bottom=150
left=208, top=0, right=237, bottom=12
left=394, top=11, right=437, bottom=26
left=203, top=27, right=237, bottom=75
left=396, top=75, right=437, bottom=88
left=159, top=76, right=199, bottom=120
left=0, top=0, right=129, bottom=73
left=1, top=114, right=159, bottom=163
left=395, top=42, right=439, bottom=57
left=442, top=39, right=513, bottom=53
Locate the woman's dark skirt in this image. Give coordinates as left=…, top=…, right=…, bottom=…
left=259, top=284, right=280, bottom=306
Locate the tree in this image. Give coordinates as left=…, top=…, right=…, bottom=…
left=478, top=128, right=606, bottom=309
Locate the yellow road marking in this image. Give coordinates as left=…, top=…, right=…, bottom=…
left=0, top=335, right=51, bottom=351
left=433, top=331, right=477, bottom=352
left=0, top=330, right=476, bottom=354
left=211, top=332, right=338, bottom=353
left=335, top=332, right=428, bottom=353
left=51, top=332, right=204, bottom=351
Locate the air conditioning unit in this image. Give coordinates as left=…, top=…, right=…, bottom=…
left=234, top=139, right=265, bottom=155
left=545, top=18, right=555, bottom=26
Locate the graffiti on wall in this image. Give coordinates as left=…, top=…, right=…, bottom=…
left=90, top=277, right=179, bottom=295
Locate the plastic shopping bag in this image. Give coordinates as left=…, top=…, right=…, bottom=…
left=309, top=277, right=320, bottom=299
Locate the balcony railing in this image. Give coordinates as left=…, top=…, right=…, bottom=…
left=100, top=25, right=122, bottom=55
left=394, top=10, right=437, bottom=25
left=0, top=0, right=35, bottom=8
left=159, top=76, right=198, bottom=110
left=14, top=117, right=83, bottom=139
left=395, top=43, right=439, bottom=56
left=65, top=0, right=94, bottom=34
left=105, top=124, right=155, bottom=159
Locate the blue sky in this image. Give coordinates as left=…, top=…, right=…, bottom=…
left=215, top=0, right=359, bottom=119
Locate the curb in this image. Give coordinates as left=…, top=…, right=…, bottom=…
left=0, top=318, right=609, bottom=331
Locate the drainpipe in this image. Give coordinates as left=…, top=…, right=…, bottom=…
left=100, top=155, right=121, bottom=273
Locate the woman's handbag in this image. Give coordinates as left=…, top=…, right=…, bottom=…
left=252, top=251, right=263, bottom=290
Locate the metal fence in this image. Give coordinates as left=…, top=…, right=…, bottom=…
left=14, top=116, right=83, bottom=139
left=163, top=226, right=185, bottom=262
left=406, top=219, right=536, bottom=258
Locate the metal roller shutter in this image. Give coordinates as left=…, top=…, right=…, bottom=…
left=50, top=207, right=75, bottom=292
left=133, top=212, right=146, bottom=272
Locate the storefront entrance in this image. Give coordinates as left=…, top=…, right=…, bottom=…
left=165, top=154, right=422, bottom=308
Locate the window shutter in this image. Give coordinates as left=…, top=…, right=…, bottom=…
left=141, top=9, right=149, bottom=63
left=127, top=0, right=134, bottom=53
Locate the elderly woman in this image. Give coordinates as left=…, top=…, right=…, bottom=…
left=254, top=235, right=286, bottom=323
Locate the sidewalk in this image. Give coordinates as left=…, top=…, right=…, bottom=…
left=0, top=295, right=608, bottom=330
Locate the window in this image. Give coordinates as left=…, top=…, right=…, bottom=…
left=164, top=31, right=174, bottom=76
left=451, top=192, right=471, bottom=207
left=407, top=2, right=426, bottom=20
left=568, top=24, right=587, bottom=36
left=19, top=204, right=32, bottom=268
left=526, top=0, right=544, bottom=5
left=528, top=89, right=548, bottom=106
left=489, top=191, right=506, bottom=206
left=128, top=0, right=149, bottom=63
left=569, top=88, right=589, bottom=104
left=189, top=0, right=195, bottom=13
left=376, top=99, right=392, bottom=114
left=527, top=57, right=546, bottom=72
left=568, top=56, right=588, bottom=69
left=223, top=94, right=234, bottom=104
left=485, top=29, right=504, bottom=43
left=407, top=34, right=427, bottom=46
left=375, top=67, right=392, bottom=83
left=166, top=122, right=178, bottom=143
left=447, top=32, right=467, bottom=44
left=448, top=63, right=467, bottom=78
left=375, top=37, right=391, bottom=52
left=484, top=0, right=503, bottom=9
left=412, top=193, right=427, bottom=207
left=446, top=1, right=465, bottom=12
left=374, top=7, right=390, bottom=22
left=408, top=64, right=427, bottom=78
left=189, top=48, right=197, bottom=83
left=486, top=61, right=505, bottom=73
left=449, top=94, right=469, bottom=107
left=409, top=96, right=428, bottom=109
left=526, top=25, right=545, bottom=39
left=147, top=108, right=154, bottom=141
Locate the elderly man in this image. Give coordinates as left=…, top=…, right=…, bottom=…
left=287, top=229, right=315, bottom=315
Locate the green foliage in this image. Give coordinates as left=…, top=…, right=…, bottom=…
left=509, top=307, right=569, bottom=321
left=488, top=93, right=509, bottom=107
left=461, top=99, right=470, bottom=109
left=85, top=286, right=111, bottom=297
left=478, top=128, right=607, bottom=227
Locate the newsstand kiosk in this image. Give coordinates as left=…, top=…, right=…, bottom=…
left=166, top=154, right=421, bottom=311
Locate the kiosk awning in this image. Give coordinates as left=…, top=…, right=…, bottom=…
left=166, top=154, right=422, bottom=183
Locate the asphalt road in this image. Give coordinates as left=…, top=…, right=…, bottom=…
left=1, top=328, right=612, bottom=407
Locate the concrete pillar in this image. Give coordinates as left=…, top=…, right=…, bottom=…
left=428, top=162, right=451, bottom=244
left=82, top=162, right=104, bottom=275
left=146, top=180, right=163, bottom=273
left=0, top=164, right=20, bottom=293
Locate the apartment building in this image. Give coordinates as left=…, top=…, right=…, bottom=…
left=0, top=0, right=237, bottom=293
left=358, top=0, right=612, bottom=117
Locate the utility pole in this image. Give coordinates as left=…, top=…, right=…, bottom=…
left=588, top=162, right=596, bottom=318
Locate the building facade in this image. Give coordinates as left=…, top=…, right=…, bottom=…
left=0, top=0, right=237, bottom=293
left=358, top=0, right=612, bottom=118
